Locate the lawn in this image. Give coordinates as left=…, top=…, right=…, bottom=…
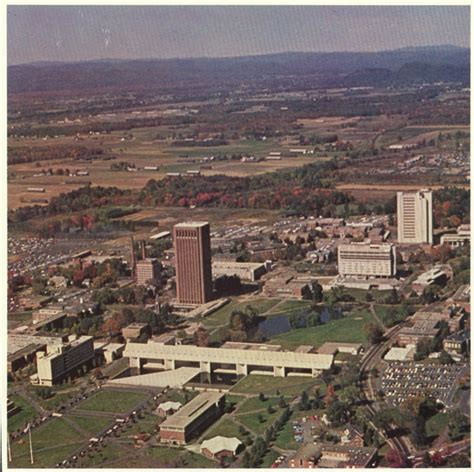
left=236, top=395, right=286, bottom=415
left=202, top=298, right=281, bottom=328
left=78, top=390, right=148, bottom=414
left=145, top=446, right=217, bottom=468
left=202, top=418, right=248, bottom=441
left=426, top=412, right=450, bottom=439
left=237, top=408, right=282, bottom=435
left=123, top=415, right=159, bottom=437
left=8, top=394, right=39, bottom=433
left=66, top=415, right=114, bottom=436
left=266, top=299, right=312, bottom=317
left=269, top=309, right=373, bottom=349
left=345, top=288, right=389, bottom=303
left=10, top=418, right=85, bottom=468
left=77, top=443, right=126, bottom=468
left=231, top=375, right=319, bottom=397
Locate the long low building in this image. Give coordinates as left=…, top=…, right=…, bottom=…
left=338, top=243, right=396, bottom=278
left=123, top=341, right=334, bottom=377
left=160, top=391, right=225, bottom=444
left=212, top=261, right=266, bottom=281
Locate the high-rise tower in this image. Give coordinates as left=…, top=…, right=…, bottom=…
left=397, top=189, right=433, bottom=244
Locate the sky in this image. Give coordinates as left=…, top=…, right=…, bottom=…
left=7, top=5, right=470, bottom=65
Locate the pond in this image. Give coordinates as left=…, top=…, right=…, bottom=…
left=257, top=306, right=338, bottom=338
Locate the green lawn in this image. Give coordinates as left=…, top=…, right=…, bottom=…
left=426, top=412, right=450, bottom=439
left=145, top=446, right=217, bottom=468
left=236, top=395, right=285, bottom=415
left=202, top=298, right=281, bottom=328
left=78, top=390, right=148, bottom=414
left=237, top=408, right=282, bottom=435
left=269, top=309, right=373, bottom=349
left=345, top=288, right=389, bottom=302
left=266, top=299, right=312, bottom=316
left=180, top=451, right=218, bottom=468
left=77, top=443, right=125, bottom=468
left=123, top=415, right=159, bottom=437
left=202, top=418, right=248, bottom=441
left=66, top=415, right=114, bottom=436
left=273, top=419, right=299, bottom=450
left=162, top=389, right=198, bottom=405
left=10, top=418, right=85, bottom=468
left=231, top=375, right=319, bottom=397
left=8, top=394, right=39, bottom=433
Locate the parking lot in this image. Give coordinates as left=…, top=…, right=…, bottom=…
left=379, top=362, right=469, bottom=408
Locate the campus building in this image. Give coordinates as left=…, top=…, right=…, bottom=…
left=159, top=391, right=225, bottom=444
left=397, top=190, right=433, bottom=244
left=174, top=221, right=213, bottom=305
left=123, top=340, right=334, bottom=378
left=136, top=258, right=161, bottom=286
left=337, top=243, right=396, bottom=278
left=211, top=261, right=266, bottom=282
left=31, top=335, right=95, bottom=386
left=440, top=224, right=471, bottom=247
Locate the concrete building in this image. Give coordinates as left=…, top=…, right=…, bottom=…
left=397, top=190, right=433, bottom=244
left=440, top=224, right=471, bottom=247
left=122, top=323, right=150, bottom=342
left=396, top=320, right=440, bottom=347
left=136, top=258, right=161, bottom=286
left=337, top=243, right=396, bottom=278
left=412, top=265, right=452, bottom=295
left=123, top=340, right=333, bottom=377
left=212, top=261, right=266, bottom=282
left=156, top=401, right=182, bottom=417
left=318, top=445, right=378, bottom=468
left=174, top=222, right=213, bottom=305
left=263, top=276, right=310, bottom=299
left=200, top=436, right=242, bottom=459
left=159, top=392, right=225, bottom=444
left=31, top=335, right=94, bottom=386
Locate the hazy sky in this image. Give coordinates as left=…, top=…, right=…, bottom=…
left=8, top=5, right=470, bottom=65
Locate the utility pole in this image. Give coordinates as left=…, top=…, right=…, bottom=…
left=28, top=423, right=34, bottom=465
left=7, top=433, right=12, bottom=462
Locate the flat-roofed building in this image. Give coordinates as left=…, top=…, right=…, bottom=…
left=136, top=258, right=161, bottom=286
left=263, top=276, right=310, bottom=299
left=397, top=320, right=440, bottom=347
left=122, top=323, right=150, bottom=341
left=156, top=401, right=182, bottom=417
left=319, top=445, right=378, bottom=468
left=212, top=261, right=266, bottom=281
left=123, top=340, right=333, bottom=377
left=174, top=221, right=213, bottom=305
left=440, top=224, right=471, bottom=247
left=289, top=444, right=320, bottom=468
left=337, top=243, right=396, bottom=278
left=397, top=190, right=433, bottom=244
left=412, top=265, right=452, bottom=295
left=160, top=392, right=225, bottom=444
left=32, top=335, right=94, bottom=386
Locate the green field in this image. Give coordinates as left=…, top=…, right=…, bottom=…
left=8, top=394, right=39, bottom=433
left=344, top=288, right=390, bottom=303
left=231, top=375, right=319, bottom=397
left=66, top=415, right=114, bottom=436
left=145, top=447, right=217, bottom=468
left=269, top=309, right=373, bottom=349
left=10, top=418, right=85, bottom=468
left=426, top=412, right=450, bottom=439
left=78, top=390, right=148, bottom=414
left=203, top=418, right=249, bottom=441
left=77, top=443, right=126, bottom=468
left=265, top=299, right=312, bottom=317
left=236, top=395, right=285, bottom=415
left=237, top=409, right=281, bottom=435
left=202, top=298, right=281, bottom=328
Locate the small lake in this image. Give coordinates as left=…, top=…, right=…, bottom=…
left=258, top=306, right=337, bottom=338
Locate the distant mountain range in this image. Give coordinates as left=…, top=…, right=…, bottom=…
left=8, top=45, right=470, bottom=94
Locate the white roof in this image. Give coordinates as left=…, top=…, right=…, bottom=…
left=201, top=436, right=242, bottom=455
left=157, top=401, right=182, bottom=412
left=384, top=346, right=415, bottom=362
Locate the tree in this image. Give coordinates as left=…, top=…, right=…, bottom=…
left=311, top=281, right=323, bottom=303
left=299, top=391, right=310, bottom=411
left=385, top=448, right=406, bottom=468
left=258, top=392, right=266, bottom=402
left=324, top=384, right=336, bottom=407
left=193, top=326, right=210, bottom=347
left=364, top=323, right=384, bottom=345
left=448, top=409, right=470, bottom=441
left=412, top=416, right=428, bottom=446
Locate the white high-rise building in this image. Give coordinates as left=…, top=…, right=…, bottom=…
left=338, top=243, right=396, bottom=278
left=397, top=190, right=433, bottom=244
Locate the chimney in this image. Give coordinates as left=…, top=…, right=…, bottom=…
left=130, top=236, right=136, bottom=278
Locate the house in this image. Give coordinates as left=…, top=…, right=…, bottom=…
left=443, top=331, right=470, bottom=355
left=340, top=425, right=364, bottom=447
left=200, top=436, right=242, bottom=460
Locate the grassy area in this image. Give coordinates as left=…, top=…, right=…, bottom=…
left=181, top=451, right=218, bottom=468
left=66, top=415, right=113, bottom=436
left=10, top=418, right=85, bottom=468
left=8, top=394, right=39, bottom=433
left=78, top=443, right=125, bottom=467
left=78, top=390, right=148, bottom=414
left=273, top=416, right=299, bottom=450
left=266, top=299, right=312, bottom=316
left=145, top=446, right=217, bottom=468
left=202, top=418, right=248, bottom=441
left=123, top=415, right=158, bottom=437
left=231, top=375, right=319, bottom=397
left=237, top=408, right=282, bottom=435
left=344, top=288, right=389, bottom=303
left=162, top=389, right=199, bottom=405
left=202, top=298, right=281, bottom=328
left=236, top=395, right=285, bottom=415
left=426, top=412, right=450, bottom=439
left=269, top=309, right=373, bottom=349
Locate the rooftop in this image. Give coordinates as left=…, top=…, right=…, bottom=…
left=160, top=391, right=225, bottom=430
left=174, top=221, right=209, bottom=229
left=200, top=436, right=242, bottom=455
